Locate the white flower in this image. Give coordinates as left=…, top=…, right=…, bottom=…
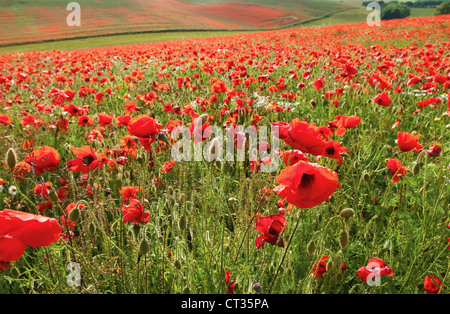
left=8, top=185, right=17, bottom=195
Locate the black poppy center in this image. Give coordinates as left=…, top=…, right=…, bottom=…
left=83, top=155, right=95, bottom=165
left=301, top=173, right=315, bottom=187
left=325, top=146, right=335, bottom=155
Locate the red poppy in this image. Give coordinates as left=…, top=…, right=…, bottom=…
left=116, top=114, right=132, bottom=126
left=0, top=261, right=11, bottom=273
left=274, top=161, right=339, bottom=209
left=37, top=200, right=53, bottom=215
left=254, top=214, right=286, bottom=249
left=321, top=140, right=348, bottom=165
left=97, top=112, right=114, bottom=127
left=124, top=101, right=140, bottom=114
left=273, top=119, right=326, bottom=156
left=0, top=209, right=62, bottom=262
left=162, top=160, right=175, bottom=174
left=312, top=256, right=328, bottom=278
left=224, top=270, right=235, bottom=294
left=397, top=132, right=423, bottom=152
left=13, top=161, right=32, bottom=181
left=57, top=187, right=68, bottom=201
left=188, top=116, right=212, bottom=144
left=276, top=148, right=309, bottom=166
left=225, top=270, right=232, bottom=284
left=313, top=77, right=325, bottom=91
left=121, top=199, right=150, bottom=225
left=373, top=92, right=392, bottom=106
left=391, top=118, right=401, bottom=129
left=328, top=114, right=361, bottom=136
left=34, top=182, right=53, bottom=199
left=24, top=146, right=60, bottom=175
left=356, top=258, right=393, bottom=282
left=66, top=145, right=109, bottom=173
left=56, top=117, right=69, bottom=131
left=127, top=114, right=162, bottom=139
left=0, top=114, right=12, bottom=125
left=386, top=158, right=410, bottom=183
left=424, top=275, right=444, bottom=294
left=64, top=103, right=84, bottom=117
left=77, top=115, right=94, bottom=126
left=120, top=135, right=138, bottom=158
left=119, top=186, right=142, bottom=203
left=427, top=144, right=442, bottom=157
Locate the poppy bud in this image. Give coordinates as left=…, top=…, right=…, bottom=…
left=69, top=206, right=80, bottom=222
left=326, top=258, right=334, bottom=272
left=338, top=229, right=349, bottom=249
left=139, top=238, right=150, bottom=257
left=157, top=132, right=168, bottom=143
left=362, top=170, right=371, bottom=182
left=49, top=191, right=58, bottom=203
left=179, top=214, right=186, bottom=231
left=412, top=162, right=423, bottom=176
left=353, top=160, right=360, bottom=169
left=174, top=259, right=182, bottom=270
left=179, top=193, right=185, bottom=203
left=6, top=148, right=17, bottom=170
left=253, top=282, right=262, bottom=293
left=198, top=114, right=209, bottom=126
left=340, top=208, right=355, bottom=221
left=306, top=240, right=316, bottom=255
left=88, top=222, right=96, bottom=235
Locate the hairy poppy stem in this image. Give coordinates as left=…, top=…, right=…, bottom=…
left=268, top=210, right=303, bottom=294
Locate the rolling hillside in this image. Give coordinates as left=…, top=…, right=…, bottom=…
left=0, top=0, right=351, bottom=46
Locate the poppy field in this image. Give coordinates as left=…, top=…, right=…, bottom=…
left=0, top=15, right=449, bottom=295
left=0, top=0, right=349, bottom=46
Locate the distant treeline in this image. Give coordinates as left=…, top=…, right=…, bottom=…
left=362, top=0, right=446, bottom=8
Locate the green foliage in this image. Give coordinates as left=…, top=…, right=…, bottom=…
left=381, top=3, right=411, bottom=20
left=435, top=1, right=450, bottom=14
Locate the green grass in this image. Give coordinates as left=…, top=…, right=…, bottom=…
left=0, top=30, right=244, bottom=54
left=0, top=16, right=448, bottom=295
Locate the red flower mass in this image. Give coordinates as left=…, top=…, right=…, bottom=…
left=274, top=161, right=339, bottom=209
left=0, top=209, right=62, bottom=262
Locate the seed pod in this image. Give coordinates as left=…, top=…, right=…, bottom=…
left=69, top=207, right=80, bottom=222
left=306, top=240, right=316, bottom=255
left=179, top=214, right=186, bottom=231
left=139, top=238, right=150, bottom=257
left=88, top=222, right=96, bottom=235
left=174, top=259, right=182, bottom=270
left=362, top=170, right=371, bottom=182
left=326, top=258, right=334, bottom=272
left=340, top=208, right=355, bottom=221
left=6, top=148, right=17, bottom=170
left=338, top=229, right=349, bottom=249
left=48, top=191, right=58, bottom=203
left=412, top=162, right=423, bottom=176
